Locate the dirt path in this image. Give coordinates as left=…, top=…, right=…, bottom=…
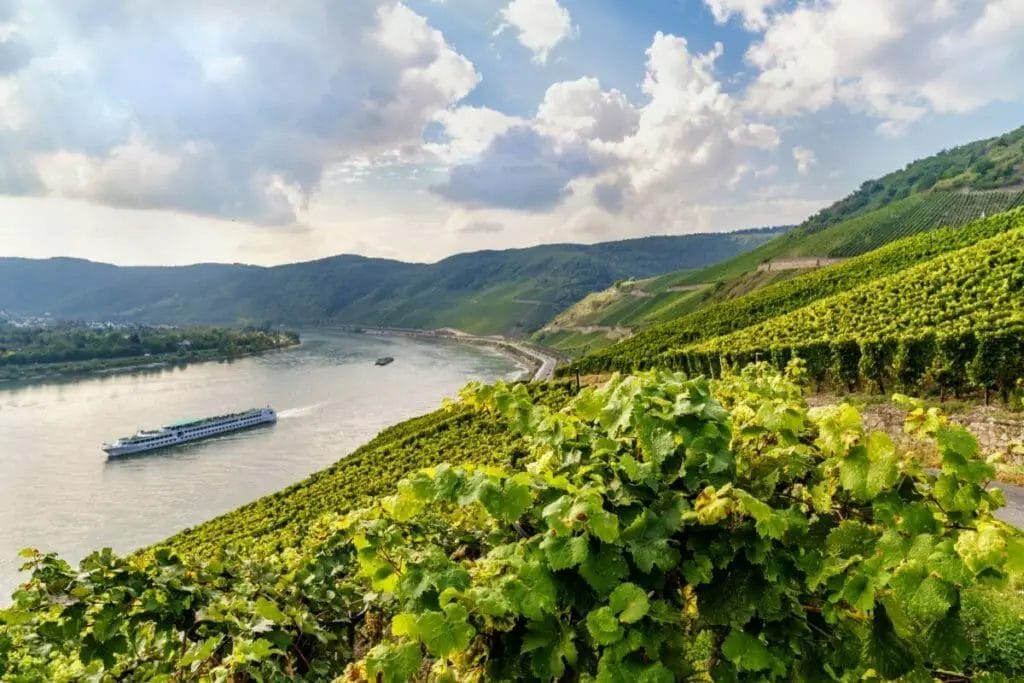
left=756, top=257, right=846, bottom=272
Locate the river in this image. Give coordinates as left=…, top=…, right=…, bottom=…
left=0, top=329, right=521, bottom=595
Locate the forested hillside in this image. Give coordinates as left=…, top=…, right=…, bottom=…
left=0, top=229, right=783, bottom=336
left=541, top=127, right=1024, bottom=352
left=0, top=323, right=298, bottom=382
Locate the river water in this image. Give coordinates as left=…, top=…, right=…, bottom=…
left=0, top=329, right=521, bottom=595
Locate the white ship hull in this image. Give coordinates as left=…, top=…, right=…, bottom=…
left=103, top=408, right=276, bottom=457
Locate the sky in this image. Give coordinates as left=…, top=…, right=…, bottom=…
left=0, top=0, right=1022, bottom=266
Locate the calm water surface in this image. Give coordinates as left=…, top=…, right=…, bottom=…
left=0, top=329, right=520, bottom=594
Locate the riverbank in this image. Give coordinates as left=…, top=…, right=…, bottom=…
left=343, top=325, right=560, bottom=381
left=0, top=335, right=300, bottom=386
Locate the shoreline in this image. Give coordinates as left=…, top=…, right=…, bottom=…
left=337, top=324, right=559, bottom=381
left=0, top=339, right=301, bottom=387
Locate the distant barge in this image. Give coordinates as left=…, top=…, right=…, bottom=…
left=375, top=357, right=395, bottom=366
left=102, top=407, right=276, bottom=457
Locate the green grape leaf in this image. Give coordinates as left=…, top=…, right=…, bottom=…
left=864, top=431, right=899, bottom=498
left=579, top=545, right=629, bottom=594
left=721, top=629, right=772, bottom=672
left=178, top=635, right=222, bottom=667
left=609, top=583, right=649, bottom=623
left=365, top=641, right=422, bottom=683
left=926, top=608, right=970, bottom=669
left=495, top=481, right=534, bottom=521
left=80, top=633, right=129, bottom=669
left=506, top=562, right=557, bottom=620
left=637, top=418, right=676, bottom=468
left=90, top=604, right=121, bottom=644
left=586, top=606, right=624, bottom=646
left=734, top=490, right=788, bottom=540
left=417, top=604, right=476, bottom=658
left=588, top=508, right=620, bottom=543
left=682, top=553, right=713, bottom=585
left=391, top=613, right=419, bottom=638
left=936, top=427, right=979, bottom=459
left=812, top=403, right=863, bottom=457
left=863, top=605, right=916, bottom=680
left=636, top=662, right=674, bottom=683
left=839, top=446, right=870, bottom=499
left=254, top=597, right=288, bottom=625
left=522, top=618, right=578, bottom=679
left=541, top=533, right=589, bottom=570
left=955, top=522, right=1008, bottom=574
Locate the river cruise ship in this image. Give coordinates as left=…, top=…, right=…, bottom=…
left=103, top=407, right=276, bottom=457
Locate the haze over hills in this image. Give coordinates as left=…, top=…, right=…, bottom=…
left=0, top=228, right=785, bottom=336
left=540, top=125, right=1024, bottom=355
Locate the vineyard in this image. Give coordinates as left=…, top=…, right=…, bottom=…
left=788, top=190, right=1024, bottom=258
left=662, top=221, right=1024, bottom=402
left=3, top=366, right=1024, bottom=679
left=536, top=192, right=1024, bottom=352
left=565, top=208, right=1024, bottom=376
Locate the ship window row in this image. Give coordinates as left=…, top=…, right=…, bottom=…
left=182, top=418, right=260, bottom=433
left=132, top=415, right=265, bottom=443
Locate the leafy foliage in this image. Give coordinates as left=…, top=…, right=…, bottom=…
left=335, top=364, right=1021, bottom=680
left=3, top=367, right=1022, bottom=679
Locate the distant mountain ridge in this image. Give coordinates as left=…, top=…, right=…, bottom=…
left=0, top=228, right=787, bottom=336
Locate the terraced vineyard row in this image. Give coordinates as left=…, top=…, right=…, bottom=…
left=564, top=208, right=1024, bottom=376
left=792, top=190, right=1024, bottom=258
left=669, top=222, right=1024, bottom=399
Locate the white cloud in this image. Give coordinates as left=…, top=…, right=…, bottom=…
left=704, top=0, right=784, bottom=30
left=426, top=106, right=523, bottom=163
left=792, top=146, right=816, bottom=174
left=434, top=32, right=785, bottom=234
left=536, top=77, right=638, bottom=143
left=605, top=34, right=779, bottom=206
left=0, top=1, right=479, bottom=224
left=497, top=0, right=574, bottom=64
left=744, top=0, right=1024, bottom=133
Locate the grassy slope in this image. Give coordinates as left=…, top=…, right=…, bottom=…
left=565, top=208, right=1024, bottom=374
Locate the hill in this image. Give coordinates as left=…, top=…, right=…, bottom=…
left=565, top=209, right=1024, bottom=375
left=569, top=208, right=1024, bottom=403
left=546, top=126, right=1024, bottom=354
left=0, top=228, right=784, bottom=336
